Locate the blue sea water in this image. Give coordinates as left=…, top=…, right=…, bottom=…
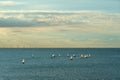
left=0, top=48, right=120, bottom=80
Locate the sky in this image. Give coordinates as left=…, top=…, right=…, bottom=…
left=0, top=0, right=120, bottom=12
left=0, top=0, right=120, bottom=48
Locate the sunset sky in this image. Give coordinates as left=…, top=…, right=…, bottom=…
left=0, top=0, right=120, bottom=48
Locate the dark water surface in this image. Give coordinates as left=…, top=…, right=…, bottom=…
left=0, top=48, right=120, bottom=80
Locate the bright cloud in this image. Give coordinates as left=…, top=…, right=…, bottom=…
left=0, top=1, right=25, bottom=6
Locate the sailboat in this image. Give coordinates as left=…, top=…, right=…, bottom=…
left=22, top=59, right=25, bottom=64
left=70, top=56, right=73, bottom=60
left=51, top=54, right=55, bottom=58
left=67, top=53, right=70, bottom=57
left=32, top=54, right=34, bottom=58
left=80, top=54, right=84, bottom=58
left=73, top=54, right=76, bottom=57
left=58, top=54, right=61, bottom=57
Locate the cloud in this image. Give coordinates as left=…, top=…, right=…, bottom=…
left=0, top=18, right=39, bottom=27
left=0, top=10, right=120, bottom=47
left=0, top=10, right=120, bottom=27
left=0, top=1, right=25, bottom=6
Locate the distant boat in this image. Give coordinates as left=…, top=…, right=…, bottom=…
left=80, top=54, right=84, bottom=58
left=84, top=54, right=91, bottom=58
left=22, top=59, right=25, bottom=64
left=32, top=54, right=34, bottom=58
left=84, top=55, right=88, bottom=58
left=51, top=54, right=55, bottom=58
left=80, top=54, right=91, bottom=59
left=58, top=54, right=61, bottom=57
left=88, top=54, right=91, bottom=57
left=67, top=53, right=70, bottom=57
left=70, top=56, right=73, bottom=60
left=73, top=54, right=76, bottom=57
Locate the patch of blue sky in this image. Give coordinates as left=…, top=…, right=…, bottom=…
left=0, top=0, right=120, bottom=13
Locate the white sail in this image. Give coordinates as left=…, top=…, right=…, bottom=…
left=70, top=56, right=73, bottom=60
left=22, top=59, right=25, bottom=64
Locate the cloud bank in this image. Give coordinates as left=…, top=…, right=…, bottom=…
left=0, top=10, right=120, bottom=27
left=0, top=10, right=120, bottom=48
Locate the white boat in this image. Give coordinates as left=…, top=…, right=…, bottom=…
left=84, top=54, right=91, bottom=58
left=22, top=59, right=25, bottom=64
left=51, top=54, right=55, bottom=58
left=73, top=54, right=76, bottom=57
left=70, top=56, right=73, bottom=60
left=58, top=54, right=61, bottom=57
left=32, top=54, right=34, bottom=58
left=88, top=54, right=91, bottom=57
left=84, top=55, right=88, bottom=58
left=80, top=54, right=84, bottom=58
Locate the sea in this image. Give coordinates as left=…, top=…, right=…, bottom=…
left=0, top=48, right=120, bottom=80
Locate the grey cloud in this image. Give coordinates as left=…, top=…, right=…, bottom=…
left=0, top=11, right=120, bottom=27
left=0, top=17, right=39, bottom=27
